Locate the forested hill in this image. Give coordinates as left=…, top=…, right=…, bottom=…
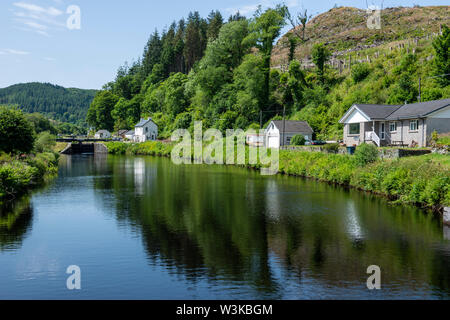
left=86, top=5, right=449, bottom=139
left=0, top=82, right=97, bottom=125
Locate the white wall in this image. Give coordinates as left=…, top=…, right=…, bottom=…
left=266, top=124, right=280, bottom=148
left=134, top=121, right=158, bottom=142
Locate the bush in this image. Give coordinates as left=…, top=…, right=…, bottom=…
left=351, top=63, right=370, bottom=83
left=354, top=143, right=379, bottom=166
left=104, top=142, right=128, bottom=155
left=291, top=135, right=306, bottom=146
left=0, top=106, right=35, bottom=154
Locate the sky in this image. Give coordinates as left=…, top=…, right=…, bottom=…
left=0, top=0, right=448, bottom=89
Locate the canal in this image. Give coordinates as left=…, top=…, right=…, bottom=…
left=0, top=154, right=449, bottom=299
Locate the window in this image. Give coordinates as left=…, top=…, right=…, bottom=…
left=389, top=122, right=397, bottom=132
left=410, top=120, right=419, bottom=131
left=349, top=123, right=360, bottom=135
left=286, top=137, right=292, bottom=145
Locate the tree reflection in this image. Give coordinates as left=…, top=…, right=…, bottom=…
left=93, top=155, right=450, bottom=298
left=0, top=197, right=33, bottom=252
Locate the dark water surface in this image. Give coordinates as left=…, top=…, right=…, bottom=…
left=0, top=154, right=449, bottom=299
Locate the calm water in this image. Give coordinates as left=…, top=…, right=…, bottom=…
left=0, top=154, right=449, bottom=300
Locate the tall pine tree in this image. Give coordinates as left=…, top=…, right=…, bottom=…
left=142, top=30, right=162, bottom=78
left=207, top=10, right=223, bottom=41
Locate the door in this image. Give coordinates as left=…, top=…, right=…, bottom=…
left=380, top=122, right=385, bottom=140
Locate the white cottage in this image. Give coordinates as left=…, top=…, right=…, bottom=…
left=133, top=118, right=158, bottom=143
left=265, top=120, right=314, bottom=149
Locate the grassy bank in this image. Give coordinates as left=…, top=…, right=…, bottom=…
left=104, top=141, right=449, bottom=209
left=0, top=152, right=59, bottom=201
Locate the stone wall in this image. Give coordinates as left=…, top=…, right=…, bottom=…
left=94, top=143, right=108, bottom=154
left=60, top=143, right=108, bottom=154
left=378, top=148, right=431, bottom=159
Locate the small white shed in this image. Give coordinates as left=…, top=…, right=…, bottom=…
left=95, top=130, right=111, bottom=139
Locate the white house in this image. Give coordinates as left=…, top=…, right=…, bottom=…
left=265, top=120, right=314, bottom=149
left=339, top=98, right=450, bottom=147
left=132, top=118, right=158, bottom=143
left=124, top=130, right=135, bottom=141
left=94, top=130, right=111, bottom=139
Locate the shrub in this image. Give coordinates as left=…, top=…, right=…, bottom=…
left=104, top=142, right=128, bottom=155
left=437, top=134, right=450, bottom=146
left=381, top=168, right=410, bottom=196
left=354, top=143, right=379, bottom=166
left=291, top=135, right=306, bottom=146
left=351, top=63, right=370, bottom=83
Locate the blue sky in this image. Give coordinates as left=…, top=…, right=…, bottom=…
left=0, top=0, right=448, bottom=89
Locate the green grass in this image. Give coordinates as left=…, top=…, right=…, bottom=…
left=419, top=153, right=450, bottom=167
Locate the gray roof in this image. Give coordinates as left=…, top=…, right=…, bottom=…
left=271, top=120, right=314, bottom=133
left=135, top=118, right=153, bottom=127
left=387, top=98, right=450, bottom=120
left=356, top=104, right=402, bottom=120
left=96, top=130, right=110, bottom=134
left=125, top=130, right=135, bottom=136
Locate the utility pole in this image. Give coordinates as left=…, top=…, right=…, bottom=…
left=260, top=110, right=263, bottom=130
left=418, top=76, right=421, bottom=102
left=282, top=106, right=286, bottom=148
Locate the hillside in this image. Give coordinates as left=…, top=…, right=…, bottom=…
left=273, top=6, right=450, bottom=67
left=0, top=83, right=97, bottom=126
left=84, top=5, right=449, bottom=140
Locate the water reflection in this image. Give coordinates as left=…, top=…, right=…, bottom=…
left=0, top=197, right=33, bottom=252
left=90, top=155, right=450, bottom=298
left=1, top=154, right=449, bottom=299
left=445, top=226, right=450, bottom=241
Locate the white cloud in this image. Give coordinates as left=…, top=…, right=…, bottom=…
left=2, top=49, right=30, bottom=55
left=24, top=20, right=48, bottom=31
left=13, top=2, right=63, bottom=16
left=11, top=2, right=66, bottom=37
left=14, top=11, right=66, bottom=28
